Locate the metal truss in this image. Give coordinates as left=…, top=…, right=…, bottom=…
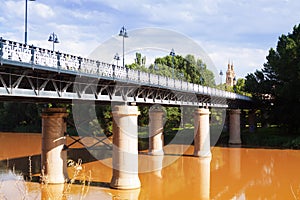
left=0, top=37, right=252, bottom=108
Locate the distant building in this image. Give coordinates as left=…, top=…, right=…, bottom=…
left=226, top=62, right=236, bottom=87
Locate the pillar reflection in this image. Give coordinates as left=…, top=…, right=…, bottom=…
left=111, top=188, right=141, bottom=200
left=228, top=144, right=242, bottom=180
left=198, top=157, right=211, bottom=200
left=41, top=184, right=65, bottom=200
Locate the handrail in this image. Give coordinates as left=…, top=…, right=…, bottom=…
left=0, top=37, right=251, bottom=101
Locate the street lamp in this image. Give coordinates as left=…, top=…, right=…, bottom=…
left=233, top=76, right=237, bottom=92
left=24, top=0, right=35, bottom=45
left=119, top=26, right=128, bottom=67
left=219, top=70, right=223, bottom=85
left=48, top=32, right=59, bottom=52
left=170, top=48, right=175, bottom=79
left=114, top=53, right=120, bottom=66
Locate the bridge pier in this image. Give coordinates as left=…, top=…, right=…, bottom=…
left=193, top=108, right=211, bottom=157
left=110, top=105, right=141, bottom=189
left=148, top=106, right=164, bottom=156
left=229, top=109, right=242, bottom=144
left=41, top=108, right=68, bottom=184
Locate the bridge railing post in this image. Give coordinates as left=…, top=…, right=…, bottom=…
left=78, top=57, right=82, bottom=71
left=0, top=37, right=3, bottom=64
left=30, top=45, right=35, bottom=65
left=166, top=77, right=168, bottom=87
left=57, top=51, right=61, bottom=70
left=112, top=64, right=116, bottom=79
left=173, top=77, right=175, bottom=88
left=96, top=60, right=100, bottom=75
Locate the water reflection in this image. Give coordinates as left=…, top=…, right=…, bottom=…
left=41, top=184, right=65, bottom=200
left=2, top=133, right=300, bottom=199
left=228, top=144, right=242, bottom=180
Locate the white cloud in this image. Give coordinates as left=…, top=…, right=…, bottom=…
left=33, top=3, right=55, bottom=19
left=202, top=41, right=268, bottom=78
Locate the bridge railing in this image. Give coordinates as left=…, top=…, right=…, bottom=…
left=0, top=37, right=251, bottom=101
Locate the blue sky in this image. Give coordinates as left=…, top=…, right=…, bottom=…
left=1, top=0, right=300, bottom=79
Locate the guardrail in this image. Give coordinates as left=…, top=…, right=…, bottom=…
left=0, top=37, right=251, bottom=101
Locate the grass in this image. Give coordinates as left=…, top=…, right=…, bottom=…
left=40, top=158, right=91, bottom=199
left=139, top=125, right=300, bottom=150
left=0, top=158, right=92, bottom=200
left=217, top=126, right=300, bottom=149
left=242, top=127, right=300, bottom=149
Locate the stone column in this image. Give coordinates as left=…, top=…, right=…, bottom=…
left=193, top=108, right=211, bottom=157
left=110, top=105, right=141, bottom=189
left=229, top=109, right=242, bottom=144
left=41, top=108, right=68, bottom=184
left=149, top=107, right=164, bottom=155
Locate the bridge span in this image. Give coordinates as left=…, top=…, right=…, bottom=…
left=0, top=37, right=250, bottom=107
left=0, top=37, right=254, bottom=190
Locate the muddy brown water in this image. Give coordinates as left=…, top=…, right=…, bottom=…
left=0, top=132, right=300, bottom=199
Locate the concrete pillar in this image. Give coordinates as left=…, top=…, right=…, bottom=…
left=193, top=108, right=211, bottom=157
left=229, top=109, right=242, bottom=144
left=41, top=108, right=68, bottom=184
left=149, top=107, right=164, bottom=155
left=110, top=105, right=141, bottom=189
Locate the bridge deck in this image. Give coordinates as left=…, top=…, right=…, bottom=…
left=0, top=37, right=251, bottom=107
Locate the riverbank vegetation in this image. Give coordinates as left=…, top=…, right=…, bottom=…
left=217, top=127, right=300, bottom=149
left=244, top=24, right=300, bottom=134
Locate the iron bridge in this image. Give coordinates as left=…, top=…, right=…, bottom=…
left=0, top=37, right=251, bottom=108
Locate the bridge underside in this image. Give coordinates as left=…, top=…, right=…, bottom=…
left=0, top=61, right=249, bottom=108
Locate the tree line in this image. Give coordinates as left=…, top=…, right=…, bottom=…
left=244, top=24, right=300, bottom=133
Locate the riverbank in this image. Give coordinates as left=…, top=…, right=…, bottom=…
left=217, top=127, right=300, bottom=149
left=138, top=127, right=300, bottom=150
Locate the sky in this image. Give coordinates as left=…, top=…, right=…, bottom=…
left=1, top=0, right=300, bottom=80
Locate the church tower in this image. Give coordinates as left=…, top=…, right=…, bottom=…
left=226, top=62, right=236, bottom=87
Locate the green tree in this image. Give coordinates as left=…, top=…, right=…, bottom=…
left=245, top=24, right=300, bottom=132
left=135, top=52, right=142, bottom=65
left=0, top=102, right=42, bottom=132
left=151, top=54, right=216, bottom=87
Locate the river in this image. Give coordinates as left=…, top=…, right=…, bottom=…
left=0, top=132, right=300, bottom=199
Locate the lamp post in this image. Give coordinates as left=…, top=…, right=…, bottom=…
left=114, top=53, right=120, bottom=66
left=119, top=26, right=128, bottom=67
left=170, top=48, right=175, bottom=79
left=233, top=76, right=237, bottom=93
left=219, top=70, right=223, bottom=86
left=24, top=0, right=35, bottom=45
left=48, top=32, right=59, bottom=52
